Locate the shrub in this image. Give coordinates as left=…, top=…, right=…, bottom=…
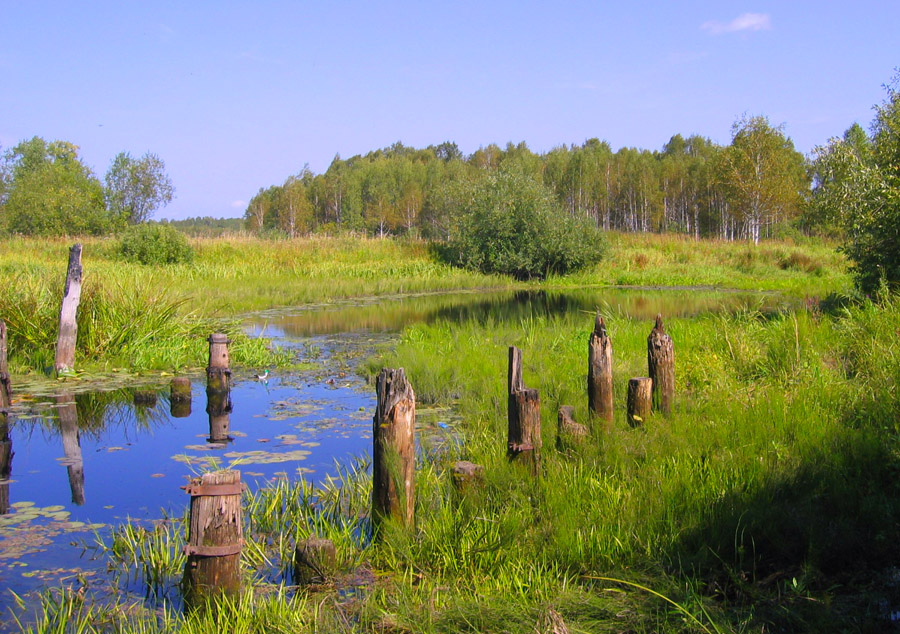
left=119, top=223, right=194, bottom=265
left=442, top=171, right=605, bottom=280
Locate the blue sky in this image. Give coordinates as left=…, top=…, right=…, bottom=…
left=1, top=1, right=897, bottom=220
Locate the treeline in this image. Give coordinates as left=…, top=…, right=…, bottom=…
left=158, top=216, right=243, bottom=237
left=0, top=137, right=173, bottom=236
left=245, top=115, right=809, bottom=243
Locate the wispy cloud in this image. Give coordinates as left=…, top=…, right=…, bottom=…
left=231, top=200, right=246, bottom=209
left=158, top=23, right=176, bottom=42
left=701, top=13, right=771, bottom=35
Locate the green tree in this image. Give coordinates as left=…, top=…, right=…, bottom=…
left=104, top=151, right=175, bottom=224
left=716, top=115, right=808, bottom=243
left=445, top=170, right=605, bottom=280
left=1, top=137, right=110, bottom=236
left=817, top=75, right=900, bottom=292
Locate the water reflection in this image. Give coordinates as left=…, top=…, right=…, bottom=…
left=57, top=393, right=85, bottom=505
left=0, top=414, right=11, bottom=515
left=249, top=287, right=791, bottom=337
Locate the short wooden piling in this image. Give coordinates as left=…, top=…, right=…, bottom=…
left=507, top=346, right=541, bottom=469
left=55, top=244, right=83, bottom=374
left=182, top=470, right=243, bottom=605
left=587, top=313, right=614, bottom=427
left=451, top=460, right=484, bottom=492
left=626, top=378, right=652, bottom=427
left=647, top=314, right=674, bottom=415
left=170, top=377, right=192, bottom=418
left=206, top=333, right=231, bottom=393
left=372, top=368, right=415, bottom=529
left=557, top=405, right=588, bottom=451
left=294, top=536, right=336, bottom=584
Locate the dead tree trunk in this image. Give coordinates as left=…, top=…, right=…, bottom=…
left=587, top=313, right=614, bottom=427
left=372, top=368, right=416, bottom=530
left=55, top=244, right=83, bottom=374
left=647, top=314, right=675, bottom=415
left=182, top=470, right=243, bottom=605
left=627, top=378, right=652, bottom=427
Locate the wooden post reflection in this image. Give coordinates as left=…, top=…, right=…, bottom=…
left=1, top=320, right=14, bottom=514
left=57, top=393, right=85, bottom=505
left=170, top=377, right=192, bottom=418
left=206, top=389, right=233, bottom=444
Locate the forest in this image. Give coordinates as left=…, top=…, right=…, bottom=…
left=242, top=115, right=813, bottom=243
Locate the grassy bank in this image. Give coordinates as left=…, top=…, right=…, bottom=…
left=0, top=233, right=847, bottom=374
left=15, top=291, right=900, bottom=632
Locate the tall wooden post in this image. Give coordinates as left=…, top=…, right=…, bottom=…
left=55, top=244, right=83, bottom=374
left=57, top=393, right=85, bottom=505
left=588, top=313, right=614, bottom=427
left=627, top=378, right=652, bottom=427
left=182, top=470, right=243, bottom=605
left=0, top=321, right=12, bottom=514
left=647, top=314, right=675, bottom=415
left=372, top=368, right=415, bottom=530
left=507, top=346, right=541, bottom=469
left=170, top=377, right=192, bottom=418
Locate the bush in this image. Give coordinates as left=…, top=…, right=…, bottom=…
left=442, top=171, right=605, bottom=280
left=119, top=223, right=194, bottom=265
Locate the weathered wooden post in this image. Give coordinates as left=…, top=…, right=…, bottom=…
left=55, top=244, right=83, bottom=375
left=626, top=378, right=652, bottom=427
left=588, top=313, right=614, bottom=427
left=507, top=346, right=541, bottom=469
left=293, top=536, right=336, bottom=585
left=556, top=405, right=588, bottom=451
left=57, top=393, right=85, bottom=505
left=372, top=368, right=416, bottom=530
left=0, top=321, right=12, bottom=514
left=182, top=470, right=243, bottom=604
left=170, top=377, right=192, bottom=418
left=206, top=334, right=231, bottom=393
left=648, top=314, right=675, bottom=414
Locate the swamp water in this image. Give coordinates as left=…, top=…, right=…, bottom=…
left=0, top=287, right=794, bottom=627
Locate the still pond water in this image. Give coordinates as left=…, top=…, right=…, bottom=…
left=0, top=287, right=793, bottom=623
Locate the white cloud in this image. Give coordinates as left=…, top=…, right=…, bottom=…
left=701, top=13, right=771, bottom=35
left=231, top=200, right=247, bottom=209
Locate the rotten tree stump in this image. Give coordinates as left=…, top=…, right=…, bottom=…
left=55, top=244, right=83, bottom=374
left=182, top=470, right=243, bottom=605
left=294, top=536, right=336, bottom=584
left=647, top=314, right=674, bottom=415
left=372, top=368, right=416, bottom=530
left=627, top=377, right=652, bottom=427
left=556, top=405, right=588, bottom=451
left=0, top=321, right=12, bottom=514
left=587, top=313, right=614, bottom=427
